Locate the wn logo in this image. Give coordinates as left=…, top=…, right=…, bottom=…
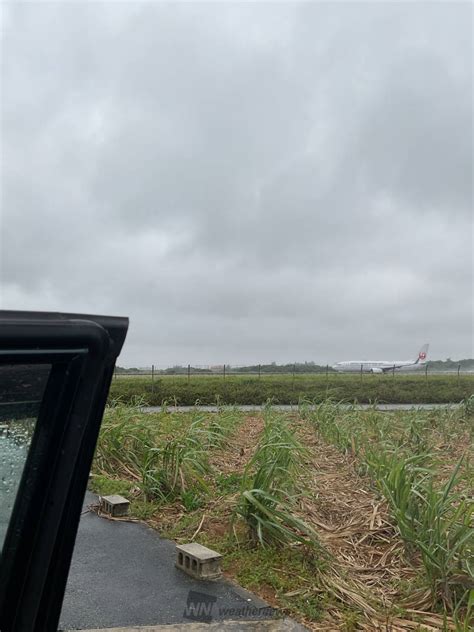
left=183, top=590, right=217, bottom=623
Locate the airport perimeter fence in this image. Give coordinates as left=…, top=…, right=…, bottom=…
left=114, top=363, right=473, bottom=381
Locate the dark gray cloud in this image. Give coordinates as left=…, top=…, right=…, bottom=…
left=1, top=1, right=472, bottom=366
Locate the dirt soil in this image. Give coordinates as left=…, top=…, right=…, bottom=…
left=292, top=420, right=444, bottom=631
left=208, top=414, right=265, bottom=473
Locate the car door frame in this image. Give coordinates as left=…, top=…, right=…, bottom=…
left=0, top=311, right=128, bottom=632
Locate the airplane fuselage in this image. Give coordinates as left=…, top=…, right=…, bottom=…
left=332, top=360, right=422, bottom=373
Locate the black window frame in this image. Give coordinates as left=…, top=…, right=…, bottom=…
left=0, top=311, right=128, bottom=631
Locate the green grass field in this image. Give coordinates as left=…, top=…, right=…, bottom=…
left=109, top=372, right=474, bottom=405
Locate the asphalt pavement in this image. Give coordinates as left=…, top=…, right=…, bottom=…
left=59, top=493, right=302, bottom=631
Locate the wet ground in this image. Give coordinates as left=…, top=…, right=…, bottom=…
left=59, top=493, right=298, bottom=630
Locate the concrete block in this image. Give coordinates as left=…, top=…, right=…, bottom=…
left=100, top=494, right=130, bottom=517
left=176, top=542, right=222, bottom=580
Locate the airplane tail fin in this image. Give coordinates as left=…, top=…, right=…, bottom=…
left=415, top=343, right=429, bottom=364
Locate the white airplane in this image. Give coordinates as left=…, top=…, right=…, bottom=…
left=332, top=344, right=429, bottom=374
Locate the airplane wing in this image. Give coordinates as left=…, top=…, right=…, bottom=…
left=381, top=365, right=403, bottom=373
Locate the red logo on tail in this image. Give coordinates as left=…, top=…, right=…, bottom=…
left=419, top=352, right=426, bottom=360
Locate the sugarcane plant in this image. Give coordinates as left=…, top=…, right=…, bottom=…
left=234, top=405, right=319, bottom=549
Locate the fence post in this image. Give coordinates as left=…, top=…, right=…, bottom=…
left=258, top=364, right=261, bottom=379
left=425, top=364, right=428, bottom=380
left=392, top=364, right=395, bottom=377
left=151, top=364, right=154, bottom=394
left=223, top=364, right=226, bottom=380
left=187, top=364, right=191, bottom=382
left=360, top=364, right=363, bottom=381
left=458, top=363, right=461, bottom=383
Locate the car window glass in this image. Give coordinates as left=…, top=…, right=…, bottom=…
left=0, top=364, right=51, bottom=550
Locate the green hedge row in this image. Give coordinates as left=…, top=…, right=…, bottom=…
left=109, top=374, right=474, bottom=406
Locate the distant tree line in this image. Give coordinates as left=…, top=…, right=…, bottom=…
left=115, top=362, right=333, bottom=375
left=115, top=362, right=335, bottom=375
left=231, top=361, right=330, bottom=374
left=426, top=359, right=474, bottom=370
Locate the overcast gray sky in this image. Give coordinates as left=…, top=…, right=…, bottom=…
left=1, top=1, right=472, bottom=366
